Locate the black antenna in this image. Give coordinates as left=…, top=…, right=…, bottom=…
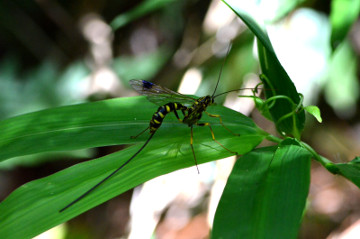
left=213, top=88, right=259, bottom=98
left=212, top=43, right=232, bottom=98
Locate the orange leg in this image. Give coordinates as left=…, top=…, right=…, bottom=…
left=197, top=122, right=238, bottom=155
left=190, top=126, right=200, bottom=174
left=205, top=111, right=239, bottom=136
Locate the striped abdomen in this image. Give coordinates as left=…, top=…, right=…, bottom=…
left=150, top=102, right=186, bottom=133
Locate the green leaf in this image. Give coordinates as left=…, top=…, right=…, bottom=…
left=257, top=48, right=305, bottom=139
left=330, top=0, right=360, bottom=49
left=325, top=40, right=359, bottom=115
left=325, top=157, right=360, bottom=188
left=304, top=105, right=322, bottom=123
left=212, top=141, right=311, bottom=239
left=110, top=0, right=173, bottom=30
left=222, top=0, right=305, bottom=138
left=0, top=59, right=89, bottom=120
left=269, top=0, right=304, bottom=21
left=0, top=97, right=266, bottom=238
left=113, top=47, right=171, bottom=81
left=0, top=96, right=265, bottom=162
left=0, top=97, right=140, bottom=162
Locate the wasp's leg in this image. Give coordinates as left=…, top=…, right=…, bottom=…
left=197, top=122, right=238, bottom=155
left=181, top=108, right=187, bottom=117
left=173, top=110, right=183, bottom=123
left=130, top=126, right=150, bottom=139
left=190, top=126, right=200, bottom=174
left=173, top=104, right=188, bottom=123
left=204, top=111, right=239, bottom=136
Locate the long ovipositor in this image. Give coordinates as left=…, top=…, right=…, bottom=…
left=59, top=44, right=243, bottom=212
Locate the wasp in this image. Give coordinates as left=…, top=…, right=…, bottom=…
left=59, top=49, right=243, bottom=213
left=128, top=78, right=240, bottom=172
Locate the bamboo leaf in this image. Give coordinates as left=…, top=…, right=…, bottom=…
left=222, top=0, right=306, bottom=138
left=0, top=96, right=266, bottom=238
left=212, top=140, right=311, bottom=238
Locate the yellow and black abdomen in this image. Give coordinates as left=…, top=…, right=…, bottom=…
left=149, top=102, right=187, bottom=133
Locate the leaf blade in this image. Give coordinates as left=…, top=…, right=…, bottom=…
left=212, top=141, right=311, bottom=238
left=222, top=0, right=306, bottom=138
left=0, top=97, right=266, bottom=238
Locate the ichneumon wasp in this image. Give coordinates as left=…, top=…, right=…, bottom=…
left=59, top=47, right=249, bottom=213
left=128, top=78, right=241, bottom=174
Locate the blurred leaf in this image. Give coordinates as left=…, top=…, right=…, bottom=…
left=268, top=0, right=304, bottom=21
left=111, top=0, right=173, bottom=30
left=56, top=61, right=91, bottom=104
left=226, top=36, right=258, bottom=88
left=0, top=56, right=22, bottom=119
left=325, top=40, right=359, bottom=117
left=222, top=0, right=270, bottom=49
left=199, top=38, right=257, bottom=98
left=304, top=105, right=322, bottom=123
left=330, top=0, right=360, bottom=49
left=0, top=58, right=89, bottom=119
left=222, top=0, right=305, bottom=138
left=113, top=48, right=171, bottom=82
left=351, top=156, right=360, bottom=163
left=212, top=140, right=311, bottom=238
left=0, top=97, right=266, bottom=238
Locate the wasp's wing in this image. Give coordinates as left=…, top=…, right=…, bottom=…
left=129, top=79, right=196, bottom=106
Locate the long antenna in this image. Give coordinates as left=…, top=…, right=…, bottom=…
left=212, top=43, right=232, bottom=98
left=213, top=88, right=259, bottom=98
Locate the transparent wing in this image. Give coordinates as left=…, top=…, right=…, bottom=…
left=129, top=79, right=196, bottom=106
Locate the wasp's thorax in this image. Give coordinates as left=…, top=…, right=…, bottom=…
left=182, top=95, right=213, bottom=126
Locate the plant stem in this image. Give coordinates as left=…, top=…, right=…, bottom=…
left=265, top=134, right=282, bottom=144
left=299, top=141, right=340, bottom=174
